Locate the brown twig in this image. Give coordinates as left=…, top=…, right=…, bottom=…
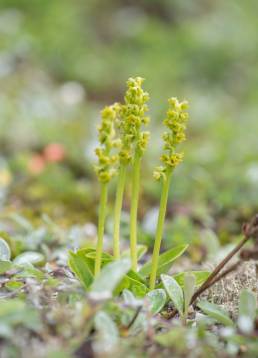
left=167, top=260, right=242, bottom=320
left=190, top=235, right=249, bottom=304
left=166, top=214, right=258, bottom=320
left=202, top=260, right=242, bottom=291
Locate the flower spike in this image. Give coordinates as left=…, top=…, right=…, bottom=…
left=153, top=97, right=189, bottom=181
left=95, top=104, right=121, bottom=183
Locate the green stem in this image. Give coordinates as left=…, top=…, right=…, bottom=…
left=130, top=152, right=141, bottom=271
left=149, top=169, right=172, bottom=290
left=95, top=183, right=108, bottom=276
left=113, top=164, right=126, bottom=259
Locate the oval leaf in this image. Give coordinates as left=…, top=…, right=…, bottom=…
left=183, top=273, right=196, bottom=313
left=0, top=260, right=13, bottom=274
left=238, top=289, right=256, bottom=333
left=94, top=311, right=118, bottom=353
left=161, top=274, right=184, bottom=315
left=14, top=251, right=45, bottom=266
left=68, top=250, right=94, bottom=289
left=174, top=271, right=210, bottom=287
left=197, top=300, right=234, bottom=326
left=90, top=259, right=131, bottom=299
left=0, top=238, right=11, bottom=261
left=239, top=289, right=256, bottom=319
left=147, top=289, right=167, bottom=314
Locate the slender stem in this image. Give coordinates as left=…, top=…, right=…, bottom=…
left=130, top=152, right=141, bottom=271
left=113, top=164, right=126, bottom=259
left=94, top=183, right=108, bottom=276
left=149, top=169, right=172, bottom=290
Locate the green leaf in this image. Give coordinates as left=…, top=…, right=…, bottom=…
left=122, top=289, right=138, bottom=305
left=239, top=289, right=256, bottom=319
left=131, top=283, right=148, bottom=298
left=94, top=311, right=118, bottom=352
left=127, top=269, right=147, bottom=284
left=113, top=269, right=148, bottom=297
left=238, top=290, right=256, bottom=333
left=0, top=299, right=25, bottom=317
left=139, top=245, right=188, bottom=278
left=173, top=271, right=210, bottom=287
left=85, top=250, right=113, bottom=263
left=90, top=259, right=131, bottom=299
left=0, top=231, right=22, bottom=259
left=126, top=271, right=148, bottom=297
left=0, top=299, right=41, bottom=332
left=161, top=274, right=184, bottom=315
left=147, top=289, right=167, bottom=314
left=5, top=281, right=24, bottom=291
left=15, top=266, right=45, bottom=280
left=122, top=245, right=147, bottom=260
left=155, top=327, right=187, bottom=348
left=14, top=251, right=45, bottom=266
left=0, top=261, right=13, bottom=274
left=197, top=300, right=234, bottom=326
left=68, top=250, right=94, bottom=289
left=183, top=273, right=195, bottom=314
left=0, top=238, right=11, bottom=261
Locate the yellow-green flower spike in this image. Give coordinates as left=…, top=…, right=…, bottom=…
left=112, top=77, right=149, bottom=262
left=94, top=104, right=121, bottom=183
left=117, top=77, right=150, bottom=164
left=153, top=97, right=189, bottom=180
left=149, top=97, right=189, bottom=289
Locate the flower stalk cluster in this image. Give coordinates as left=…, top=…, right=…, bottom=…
left=93, top=78, right=189, bottom=285
left=150, top=97, right=189, bottom=289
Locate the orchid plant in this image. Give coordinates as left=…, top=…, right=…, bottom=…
left=69, top=77, right=193, bottom=296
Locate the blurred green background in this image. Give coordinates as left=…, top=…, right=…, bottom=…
left=0, top=0, right=257, bottom=247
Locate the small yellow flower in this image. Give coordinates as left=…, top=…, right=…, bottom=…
left=95, top=103, right=120, bottom=183
left=117, top=77, right=150, bottom=165
left=153, top=97, right=189, bottom=180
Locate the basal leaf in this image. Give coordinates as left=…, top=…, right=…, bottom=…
left=68, top=250, right=94, bottom=289
left=122, top=245, right=147, bottom=260
left=174, top=271, right=210, bottom=287
left=0, top=261, right=13, bottom=274
left=238, top=289, right=256, bottom=333
left=123, top=289, right=138, bottom=305
left=161, top=274, right=184, bottom=315
left=114, top=270, right=148, bottom=297
left=197, top=300, right=234, bottom=326
left=239, top=289, right=256, bottom=319
left=139, top=245, right=188, bottom=278
left=85, top=250, right=113, bottom=263
left=90, top=258, right=131, bottom=299
left=183, top=273, right=195, bottom=314
left=13, top=251, right=45, bottom=267
left=147, top=289, right=167, bottom=314
left=155, top=327, right=187, bottom=348
left=0, top=238, right=11, bottom=261
left=94, top=311, right=119, bottom=353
